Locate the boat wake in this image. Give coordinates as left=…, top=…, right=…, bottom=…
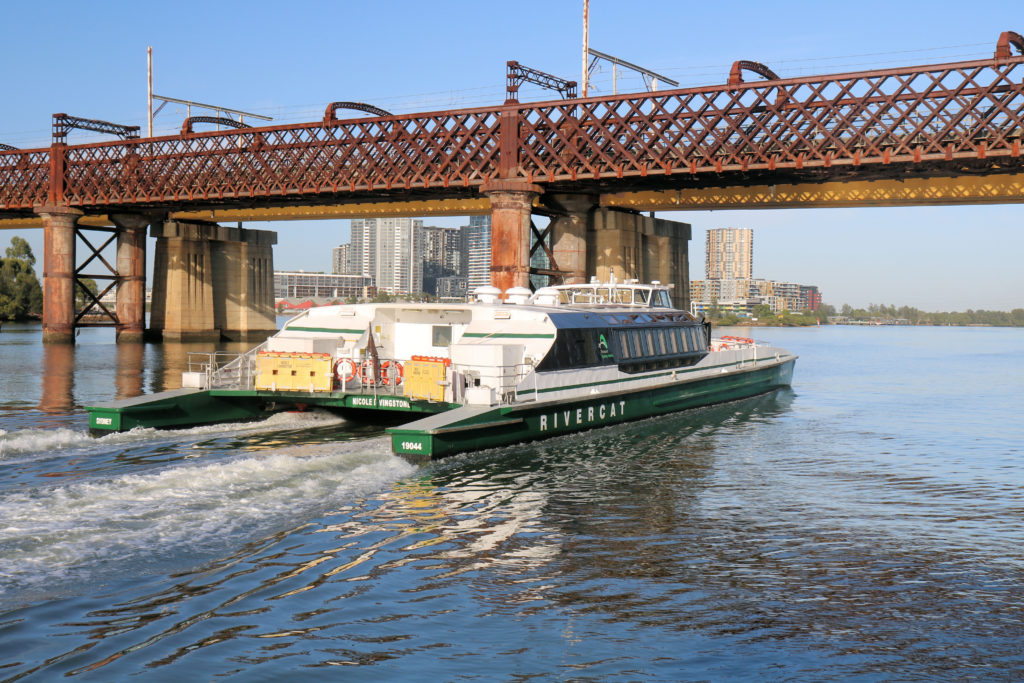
left=0, top=409, right=348, bottom=462
left=0, top=432, right=415, bottom=601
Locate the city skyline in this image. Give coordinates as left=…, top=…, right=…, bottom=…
left=1, top=2, right=1022, bottom=312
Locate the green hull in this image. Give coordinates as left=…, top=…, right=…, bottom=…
left=388, top=358, right=796, bottom=458
left=87, top=388, right=455, bottom=435
left=88, top=356, right=795, bottom=460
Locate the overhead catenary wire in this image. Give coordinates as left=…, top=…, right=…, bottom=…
left=0, top=41, right=1000, bottom=148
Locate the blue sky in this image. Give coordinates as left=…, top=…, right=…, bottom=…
left=2, top=1, right=1022, bottom=311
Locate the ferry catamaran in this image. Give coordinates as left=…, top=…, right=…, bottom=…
left=87, top=278, right=797, bottom=457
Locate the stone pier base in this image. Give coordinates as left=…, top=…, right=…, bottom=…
left=589, top=209, right=691, bottom=310
left=149, top=221, right=277, bottom=342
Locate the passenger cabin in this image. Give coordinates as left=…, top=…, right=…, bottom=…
left=529, top=281, right=711, bottom=375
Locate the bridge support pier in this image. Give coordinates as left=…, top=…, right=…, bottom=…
left=149, top=221, right=277, bottom=342
left=589, top=208, right=691, bottom=310
left=110, top=214, right=149, bottom=344
left=37, top=205, right=81, bottom=344
left=543, top=193, right=595, bottom=284
left=482, top=180, right=541, bottom=292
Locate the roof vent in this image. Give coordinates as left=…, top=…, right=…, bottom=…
left=505, top=287, right=532, bottom=304
left=530, top=287, right=560, bottom=306
left=472, top=285, right=502, bottom=304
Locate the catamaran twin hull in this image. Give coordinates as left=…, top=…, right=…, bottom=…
left=86, top=281, right=796, bottom=458
left=88, top=348, right=795, bottom=458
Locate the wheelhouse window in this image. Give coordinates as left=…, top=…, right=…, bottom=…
left=432, top=325, right=452, bottom=347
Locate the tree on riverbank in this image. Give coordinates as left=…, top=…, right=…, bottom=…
left=0, top=237, right=43, bottom=321
left=838, top=303, right=1024, bottom=326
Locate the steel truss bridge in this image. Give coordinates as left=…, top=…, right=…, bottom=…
left=2, top=36, right=1024, bottom=225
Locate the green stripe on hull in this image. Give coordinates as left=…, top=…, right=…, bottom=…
left=389, top=358, right=795, bottom=458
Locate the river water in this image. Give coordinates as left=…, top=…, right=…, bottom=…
left=1, top=321, right=1022, bottom=680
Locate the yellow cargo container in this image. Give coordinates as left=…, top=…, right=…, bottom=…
left=403, top=359, right=447, bottom=401
left=255, top=352, right=334, bottom=392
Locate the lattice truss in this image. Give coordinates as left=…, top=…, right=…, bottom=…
left=1, top=54, right=1023, bottom=212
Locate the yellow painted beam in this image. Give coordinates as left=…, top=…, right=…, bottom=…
left=4, top=173, right=1023, bottom=230
left=170, top=197, right=492, bottom=223
left=601, top=174, right=1024, bottom=211
left=0, top=215, right=112, bottom=229
left=0, top=197, right=492, bottom=229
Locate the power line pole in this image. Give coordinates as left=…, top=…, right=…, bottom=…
left=582, top=0, right=589, bottom=97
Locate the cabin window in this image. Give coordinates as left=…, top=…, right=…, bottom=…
left=536, top=327, right=617, bottom=371
left=611, top=324, right=709, bottom=374
left=634, top=289, right=651, bottom=305
left=655, top=329, right=668, bottom=355
left=629, top=329, right=644, bottom=357
left=432, top=325, right=452, bottom=347
left=614, top=289, right=633, bottom=304
left=655, top=290, right=672, bottom=307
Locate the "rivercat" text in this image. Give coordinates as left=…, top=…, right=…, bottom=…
left=538, top=400, right=627, bottom=432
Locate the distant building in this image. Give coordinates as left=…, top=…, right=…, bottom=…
left=692, top=227, right=821, bottom=316
left=347, top=218, right=424, bottom=294
left=274, top=271, right=372, bottom=300
left=421, top=225, right=464, bottom=295
left=436, top=275, right=469, bottom=300
left=465, top=215, right=491, bottom=290
left=689, top=277, right=821, bottom=316
left=332, top=244, right=351, bottom=275
left=705, top=227, right=753, bottom=280
left=801, top=285, right=821, bottom=311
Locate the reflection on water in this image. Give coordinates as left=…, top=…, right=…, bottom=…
left=115, top=342, right=144, bottom=400
left=38, top=344, right=75, bottom=414
left=5, top=326, right=1024, bottom=680
left=33, top=337, right=257, bottom=413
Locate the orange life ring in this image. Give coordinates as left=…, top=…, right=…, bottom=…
left=380, top=360, right=404, bottom=385
left=335, top=358, right=358, bottom=384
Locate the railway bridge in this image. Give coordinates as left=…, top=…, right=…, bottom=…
left=2, top=32, right=1023, bottom=342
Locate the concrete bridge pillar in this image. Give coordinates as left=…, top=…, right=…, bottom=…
left=482, top=179, right=541, bottom=292
left=212, top=225, right=277, bottom=341
left=543, top=193, right=595, bottom=284
left=149, top=220, right=216, bottom=342
left=149, top=220, right=277, bottom=342
left=589, top=208, right=691, bottom=310
left=110, top=213, right=149, bottom=343
left=37, top=205, right=82, bottom=344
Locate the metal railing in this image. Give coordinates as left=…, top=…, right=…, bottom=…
left=187, top=343, right=265, bottom=390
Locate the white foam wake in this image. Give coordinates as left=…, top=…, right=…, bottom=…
left=0, top=409, right=348, bottom=461
left=0, top=436, right=414, bottom=594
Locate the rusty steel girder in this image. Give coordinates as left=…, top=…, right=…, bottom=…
left=506, top=61, right=578, bottom=103
left=181, top=116, right=251, bottom=135
left=1, top=46, right=1023, bottom=217
left=728, top=60, right=781, bottom=86
left=323, top=102, right=394, bottom=124
left=51, top=113, right=140, bottom=145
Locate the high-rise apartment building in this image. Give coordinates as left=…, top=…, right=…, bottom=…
left=465, top=215, right=491, bottom=290
left=348, top=218, right=424, bottom=294
left=705, top=227, right=753, bottom=280
left=332, top=244, right=351, bottom=275
left=421, top=226, right=464, bottom=295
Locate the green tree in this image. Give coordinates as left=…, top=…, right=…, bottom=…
left=75, top=277, right=101, bottom=313
left=0, top=237, right=43, bottom=320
